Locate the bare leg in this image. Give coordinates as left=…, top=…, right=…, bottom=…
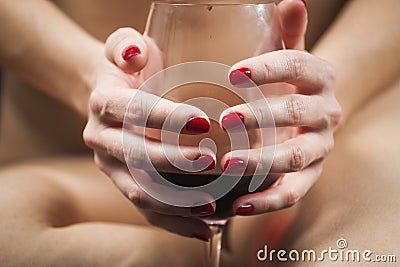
left=224, top=81, right=400, bottom=267
left=0, top=157, right=205, bottom=267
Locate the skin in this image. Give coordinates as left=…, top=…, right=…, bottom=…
left=84, top=0, right=341, bottom=239
left=0, top=0, right=399, bottom=266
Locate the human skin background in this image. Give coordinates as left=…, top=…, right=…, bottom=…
left=0, top=0, right=399, bottom=266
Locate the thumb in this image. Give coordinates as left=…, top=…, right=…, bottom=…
left=105, top=27, right=149, bottom=74
left=278, top=0, right=308, bottom=50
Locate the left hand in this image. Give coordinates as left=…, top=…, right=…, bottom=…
left=222, top=0, right=342, bottom=215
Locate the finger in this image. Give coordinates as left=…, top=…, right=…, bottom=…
left=220, top=94, right=330, bottom=131
left=141, top=210, right=211, bottom=241
left=278, top=0, right=308, bottom=50
left=232, top=160, right=323, bottom=216
left=229, top=50, right=336, bottom=91
left=89, top=87, right=210, bottom=134
left=94, top=154, right=216, bottom=217
left=87, top=127, right=216, bottom=173
left=222, top=132, right=333, bottom=175
left=105, top=27, right=148, bottom=74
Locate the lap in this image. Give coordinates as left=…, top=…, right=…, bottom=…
left=0, top=157, right=205, bottom=267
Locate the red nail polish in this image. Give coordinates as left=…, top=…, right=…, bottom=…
left=191, top=204, right=215, bottom=215
left=236, top=204, right=254, bottom=215
left=221, top=112, right=245, bottom=132
left=229, top=67, right=252, bottom=85
left=185, top=117, right=210, bottom=134
left=223, top=158, right=246, bottom=174
left=301, top=0, right=307, bottom=8
left=192, top=233, right=210, bottom=242
left=122, top=45, right=141, bottom=61
left=193, top=155, right=216, bottom=171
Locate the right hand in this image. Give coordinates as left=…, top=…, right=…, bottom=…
left=83, top=28, right=216, bottom=241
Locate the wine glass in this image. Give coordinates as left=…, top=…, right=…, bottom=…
left=130, top=1, right=283, bottom=266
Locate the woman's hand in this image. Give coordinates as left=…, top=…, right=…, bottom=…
left=83, top=28, right=216, bottom=241
left=224, top=0, right=342, bottom=215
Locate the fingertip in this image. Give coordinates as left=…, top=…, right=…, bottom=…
left=219, top=111, right=245, bottom=132
left=278, top=0, right=308, bottom=50
left=116, top=43, right=148, bottom=74
left=184, top=116, right=210, bottom=134
left=235, top=203, right=255, bottom=216
left=105, top=27, right=149, bottom=74
left=122, top=45, right=142, bottom=61
left=192, top=233, right=210, bottom=242
left=228, top=67, right=253, bottom=87
left=166, top=102, right=211, bottom=134
left=232, top=194, right=257, bottom=216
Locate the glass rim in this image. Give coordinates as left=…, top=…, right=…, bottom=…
left=151, top=1, right=276, bottom=7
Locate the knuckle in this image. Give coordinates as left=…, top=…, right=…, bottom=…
left=259, top=148, right=274, bottom=174
left=82, top=124, right=97, bottom=149
left=317, top=97, right=342, bottom=128
left=253, top=102, right=268, bottom=128
left=324, top=61, right=337, bottom=85
left=82, top=126, right=92, bottom=147
left=128, top=187, right=144, bottom=209
left=288, top=145, right=306, bottom=172
left=286, top=188, right=301, bottom=207
left=260, top=198, right=270, bottom=213
left=258, top=156, right=268, bottom=175
left=88, top=89, right=102, bottom=112
left=284, top=95, right=306, bottom=125
left=129, top=94, right=148, bottom=126
left=328, top=101, right=343, bottom=127
left=102, top=131, right=120, bottom=157
left=99, top=98, right=115, bottom=120
left=262, top=62, right=273, bottom=83
left=89, top=89, right=112, bottom=118
left=286, top=53, right=307, bottom=80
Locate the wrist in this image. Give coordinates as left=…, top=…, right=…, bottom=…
left=72, top=39, right=104, bottom=118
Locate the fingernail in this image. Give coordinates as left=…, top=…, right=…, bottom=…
left=192, top=233, right=210, bottom=242
left=193, top=155, right=216, bottom=171
left=236, top=204, right=254, bottom=215
left=229, top=67, right=252, bottom=85
left=185, top=117, right=210, bottom=134
left=191, top=204, right=215, bottom=215
left=223, top=158, right=247, bottom=174
left=300, top=0, right=307, bottom=8
left=221, top=112, right=245, bottom=132
left=122, top=45, right=141, bottom=61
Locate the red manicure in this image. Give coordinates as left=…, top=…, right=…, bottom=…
left=191, top=203, right=215, bottom=215
left=236, top=204, right=254, bottom=215
left=122, top=45, right=141, bottom=61
left=229, top=67, right=252, bottom=85
left=301, top=0, right=307, bottom=8
left=221, top=112, right=245, bottom=132
left=193, top=155, right=216, bottom=171
left=185, top=117, right=210, bottom=134
left=223, top=158, right=247, bottom=174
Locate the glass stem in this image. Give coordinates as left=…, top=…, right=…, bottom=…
left=205, top=223, right=225, bottom=267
